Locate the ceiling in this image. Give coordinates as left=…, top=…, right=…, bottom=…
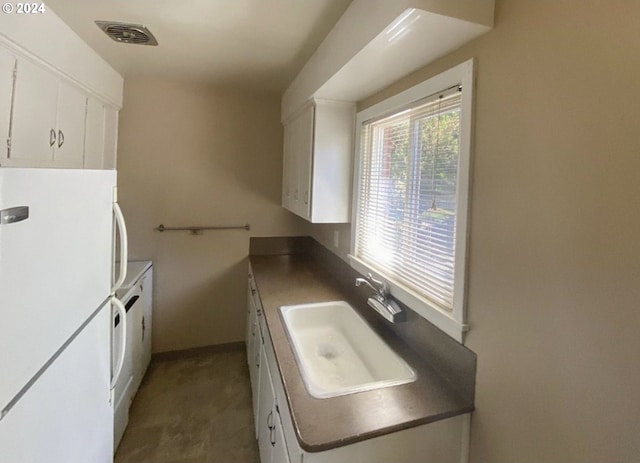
left=46, top=0, right=352, bottom=93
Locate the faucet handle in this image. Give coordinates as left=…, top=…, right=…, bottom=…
left=366, top=273, right=388, bottom=295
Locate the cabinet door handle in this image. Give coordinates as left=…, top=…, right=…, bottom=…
left=57, top=130, right=64, bottom=148
left=268, top=408, right=276, bottom=446
left=294, top=189, right=298, bottom=200
left=304, top=191, right=308, bottom=205
left=49, top=128, right=56, bottom=147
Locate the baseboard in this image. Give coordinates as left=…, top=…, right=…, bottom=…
left=151, top=341, right=245, bottom=362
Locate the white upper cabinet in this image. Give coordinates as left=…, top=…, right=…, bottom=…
left=283, top=103, right=314, bottom=219
left=103, top=106, right=118, bottom=170
left=54, top=81, right=88, bottom=166
left=84, top=97, right=106, bottom=169
left=282, top=99, right=354, bottom=223
left=8, top=58, right=88, bottom=168
left=0, top=53, right=121, bottom=169
left=7, top=57, right=61, bottom=166
left=85, top=98, right=118, bottom=170
left=0, top=9, right=123, bottom=169
left=0, top=48, right=14, bottom=156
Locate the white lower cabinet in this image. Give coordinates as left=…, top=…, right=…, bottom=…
left=247, top=268, right=471, bottom=463
left=140, top=270, right=153, bottom=379
left=246, top=274, right=262, bottom=436
left=257, top=348, right=275, bottom=462
left=129, top=267, right=153, bottom=393
left=248, top=272, right=291, bottom=463
left=271, top=411, right=290, bottom=463
left=257, top=340, right=292, bottom=463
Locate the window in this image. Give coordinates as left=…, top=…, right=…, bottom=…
left=350, top=59, right=474, bottom=342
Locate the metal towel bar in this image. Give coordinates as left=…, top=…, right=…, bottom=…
left=154, top=223, right=250, bottom=235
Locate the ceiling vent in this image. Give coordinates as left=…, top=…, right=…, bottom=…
left=95, top=21, right=158, bottom=46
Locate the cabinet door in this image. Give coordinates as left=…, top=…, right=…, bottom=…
left=257, top=346, right=275, bottom=463
left=0, top=47, right=15, bottom=163
left=283, top=104, right=314, bottom=219
left=128, top=293, right=144, bottom=394
left=9, top=57, right=57, bottom=165
left=54, top=81, right=87, bottom=167
left=247, top=278, right=262, bottom=436
left=272, top=408, right=292, bottom=463
left=251, top=312, right=261, bottom=435
left=294, top=104, right=314, bottom=219
left=103, top=106, right=118, bottom=169
left=139, top=269, right=153, bottom=377
left=84, top=97, right=105, bottom=169
left=282, top=122, right=294, bottom=210
left=247, top=303, right=257, bottom=383
left=112, top=305, right=131, bottom=450
left=281, top=100, right=354, bottom=223
left=246, top=281, right=255, bottom=364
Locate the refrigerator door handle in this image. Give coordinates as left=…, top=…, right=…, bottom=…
left=0, top=206, right=29, bottom=225
left=110, top=296, right=127, bottom=389
left=112, top=202, right=128, bottom=293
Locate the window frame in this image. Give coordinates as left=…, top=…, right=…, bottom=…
left=349, top=58, right=475, bottom=343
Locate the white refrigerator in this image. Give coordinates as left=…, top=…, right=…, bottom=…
left=0, top=168, right=128, bottom=462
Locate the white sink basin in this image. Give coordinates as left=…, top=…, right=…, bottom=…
left=279, top=301, right=416, bottom=399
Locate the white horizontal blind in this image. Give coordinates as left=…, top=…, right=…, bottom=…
left=356, top=88, right=462, bottom=311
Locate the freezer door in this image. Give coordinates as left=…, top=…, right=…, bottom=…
left=0, top=168, right=116, bottom=411
left=0, top=305, right=113, bottom=463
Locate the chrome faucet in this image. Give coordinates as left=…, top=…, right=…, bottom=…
left=355, top=273, right=388, bottom=297
left=355, top=273, right=405, bottom=323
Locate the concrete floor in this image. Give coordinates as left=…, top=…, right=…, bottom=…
left=115, top=346, right=259, bottom=463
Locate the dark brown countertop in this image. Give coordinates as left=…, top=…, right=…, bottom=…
left=250, top=253, right=474, bottom=453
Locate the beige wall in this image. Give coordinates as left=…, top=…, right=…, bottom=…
left=311, top=0, right=640, bottom=461
left=117, top=78, right=307, bottom=353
